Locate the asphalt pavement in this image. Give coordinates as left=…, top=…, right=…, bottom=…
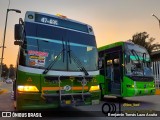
left=0, top=81, right=160, bottom=120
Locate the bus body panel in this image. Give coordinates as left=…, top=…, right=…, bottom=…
left=97, top=41, right=156, bottom=98
left=122, top=76, right=155, bottom=97
left=16, top=68, right=100, bottom=110
left=14, top=11, right=100, bottom=110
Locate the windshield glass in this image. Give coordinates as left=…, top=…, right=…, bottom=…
left=124, top=43, right=152, bottom=77
left=20, top=37, right=66, bottom=70
left=19, top=36, right=97, bottom=71
left=19, top=22, right=98, bottom=72
left=69, top=42, right=98, bottom=71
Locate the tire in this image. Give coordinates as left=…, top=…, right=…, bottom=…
left=110, top=103, right=116, bottom=113
left=102, top=103, right=111, bottom=115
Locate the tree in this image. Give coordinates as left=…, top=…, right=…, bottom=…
left=131, top=32, right=160, bottom=55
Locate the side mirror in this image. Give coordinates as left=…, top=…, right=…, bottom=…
left=14, top=24, right=23, bottom=40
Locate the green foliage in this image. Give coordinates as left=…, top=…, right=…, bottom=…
left=131, top=32, right=160, bottom=55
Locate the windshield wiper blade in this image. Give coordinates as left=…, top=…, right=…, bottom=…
left=67, top=39, right=89, bottom=76
left=143, top=53, right=146, bottom=63
left=43, top=38, right=65, bottom=74
left=131, top=49, right=140, bottom=62
left=67, top=39, right=71, bottom=64
left=70, top=52, right=89, bottom=76
left=130, top=49, right=142, bottom=69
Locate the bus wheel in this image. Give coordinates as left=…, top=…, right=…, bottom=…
left=102, top=103, right=111, bottom=115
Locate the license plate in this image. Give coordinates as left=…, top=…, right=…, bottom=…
left=65, top=100, right=71, bottom=105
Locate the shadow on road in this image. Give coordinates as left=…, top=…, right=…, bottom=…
left=102, top=96, right=155, bottom=105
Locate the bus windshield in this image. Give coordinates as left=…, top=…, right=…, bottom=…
left=20, top=33, right=97, bottom=71
left=125, top=43, right=152, bottom=77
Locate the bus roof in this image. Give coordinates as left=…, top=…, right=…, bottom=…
left=25, top=11, right=90, bottom=27
left=25, top=11, right=94, bottom=34
left=98, top=41, right=124, bottom=52
left=98, top=41, right=148, bottom=53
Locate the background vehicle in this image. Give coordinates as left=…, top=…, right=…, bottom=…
left=13, top=11, right=100, bottom=110
left=97, top=41, right=155, bottom=99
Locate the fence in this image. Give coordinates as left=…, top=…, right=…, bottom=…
left=151, top=61, right=160, bottom=89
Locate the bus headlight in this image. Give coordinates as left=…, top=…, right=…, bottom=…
left=89, top=85, right=100, bottom=92
left=17, top=85, right=39, bottom=92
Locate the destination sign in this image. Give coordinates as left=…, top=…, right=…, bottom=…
left=40, top=17, right=58, bottom=25
left=35, top=14, right=88, bottom=33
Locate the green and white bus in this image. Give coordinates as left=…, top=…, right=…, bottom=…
left=97, top=41, right=155, bottom=99
left=13, top=11, right=100, bottom=110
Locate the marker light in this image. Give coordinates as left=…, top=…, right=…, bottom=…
left=28, top=15, right=34, bottom=19
left=126, top=85, right=134, bottom=88
left=89, top=85, right=100, bottom=92
left=56, top=14, right=67, bottom=19
left=18, top=85, right=39, bottom=92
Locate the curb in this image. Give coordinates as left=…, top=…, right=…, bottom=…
left=0, top=89, right=8, bottom=94
left=0, top=89, right=4, bottom=94
left=155, top=89, right=160, bottom=95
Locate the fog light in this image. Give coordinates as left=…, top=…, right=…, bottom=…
left=17, top=85, right=39, bottom=92
left=89, top=85, right=100, bottom=92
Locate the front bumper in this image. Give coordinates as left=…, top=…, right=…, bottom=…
left=16, top=91, right=100, bottom=110
left=125, top=88, right=156, bottom=97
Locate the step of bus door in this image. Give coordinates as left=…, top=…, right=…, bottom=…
left=111, top=83, right=121, bottom=94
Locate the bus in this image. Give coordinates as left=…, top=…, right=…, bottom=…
left=13, top=11, right=100, bottom=110
left=97, top=41, right=155, bottom=99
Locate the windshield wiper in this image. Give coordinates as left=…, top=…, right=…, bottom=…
left=43, top=38, right=65, bottom=74
left=130, top=49, right=142, bottom=69
left=131, top=49, right=140, bottom=62
left=67, top=39, right=89, bottom=76
left=143, top=53, right=146, bottom=63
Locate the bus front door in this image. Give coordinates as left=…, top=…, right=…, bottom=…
left=105, top=51, right=122, bottom=96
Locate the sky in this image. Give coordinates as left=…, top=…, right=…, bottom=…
left=0, top=0, right=160, bottom=66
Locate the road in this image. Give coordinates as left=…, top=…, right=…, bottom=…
left=0, top=81, right=160, bottom=120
